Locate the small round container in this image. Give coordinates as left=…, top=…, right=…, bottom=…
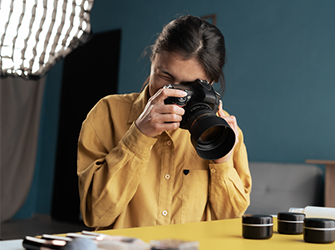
left=242, top=214, right=273, bottom=239
left=277, top=212, right=305, bottom=234
left=304, top=218, right=335, bottom=243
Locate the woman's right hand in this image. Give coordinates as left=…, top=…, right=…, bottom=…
left=135, top=88, right=187, bottom=137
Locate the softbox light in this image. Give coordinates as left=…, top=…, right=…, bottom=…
left=0, top=0, right=94, bottom=80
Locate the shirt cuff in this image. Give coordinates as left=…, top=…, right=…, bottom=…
left=121, top=122, right=157, bottom=158
left=209, top=159, right=234, bottom=181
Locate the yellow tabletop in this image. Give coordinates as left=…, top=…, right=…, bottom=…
left=95, top=217, right=334, bottom=250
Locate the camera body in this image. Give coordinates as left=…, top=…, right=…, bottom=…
left=164, top=79, right=220, bottom=129
left=164, top=79, right=235, bottom=160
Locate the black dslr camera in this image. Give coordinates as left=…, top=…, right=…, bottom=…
left=164, top=79, right=235, bottom=160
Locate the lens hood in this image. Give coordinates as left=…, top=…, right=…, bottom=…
left=189, top=113, right=235, bottom=160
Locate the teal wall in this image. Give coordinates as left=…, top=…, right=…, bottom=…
left=14, top=0, right=335, bottom=219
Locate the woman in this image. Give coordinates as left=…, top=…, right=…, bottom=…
left=77, top=15, right=251, bottom=229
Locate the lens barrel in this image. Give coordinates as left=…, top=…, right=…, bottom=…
left=187, top=108, right=236, bottom=160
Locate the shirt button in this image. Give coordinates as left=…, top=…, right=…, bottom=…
left=164, top=174, right=171, bottom=180
left=162, top=210, right=168, bottom=216
left=211, top=168, right=216, bottom=173
left=166, top=140, right=172, bottom=146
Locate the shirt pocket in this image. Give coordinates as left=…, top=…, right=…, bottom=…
left=181, top=169, right=209, bottom=224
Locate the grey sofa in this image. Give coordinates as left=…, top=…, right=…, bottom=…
left=245, top=162, right=323, bottom=215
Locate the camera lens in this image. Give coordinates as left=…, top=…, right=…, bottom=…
left=187, top=105, right=235, bottom=160
left=199, top=126, right=222, bottom=142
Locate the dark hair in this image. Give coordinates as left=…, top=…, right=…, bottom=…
left=149, top=15, right=227, bottom=94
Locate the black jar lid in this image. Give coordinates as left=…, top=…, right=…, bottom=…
left=278, top=212, right=305, bottom=222
left=304, top=218, right=335, bottom=229
left=242, top=214, right=273, bottom=225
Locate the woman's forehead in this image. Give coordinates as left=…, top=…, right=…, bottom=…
left=153, top=51, right=208, bottom=82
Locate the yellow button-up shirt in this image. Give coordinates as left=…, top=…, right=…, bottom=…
left=77, top=86, right=251, bottom=229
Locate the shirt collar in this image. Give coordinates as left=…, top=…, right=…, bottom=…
left=127, top=84, right=150, bottom=123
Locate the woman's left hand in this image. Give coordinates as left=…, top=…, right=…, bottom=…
left=213, top=101, right=239, bottom=164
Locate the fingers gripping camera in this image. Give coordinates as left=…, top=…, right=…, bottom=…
left=164, top=79, right=236, bottom=160
left=164, top=88, right=191, bottom=107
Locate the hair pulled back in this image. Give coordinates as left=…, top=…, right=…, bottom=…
left=150, top=15, right=227, bottom=93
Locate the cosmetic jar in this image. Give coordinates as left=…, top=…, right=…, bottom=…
left=242, top=214, right=273, bottom=239
left=304, top=218, right=335, bottom=243
left=277, top=212, right=305, bottom=234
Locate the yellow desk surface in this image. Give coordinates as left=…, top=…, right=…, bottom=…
left=94, top=218, right=334, bottom=250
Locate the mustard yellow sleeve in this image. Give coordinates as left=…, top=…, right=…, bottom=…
left=208, top=126, right=251, bottom=219
left=77, top=120, right=157, bottom=228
